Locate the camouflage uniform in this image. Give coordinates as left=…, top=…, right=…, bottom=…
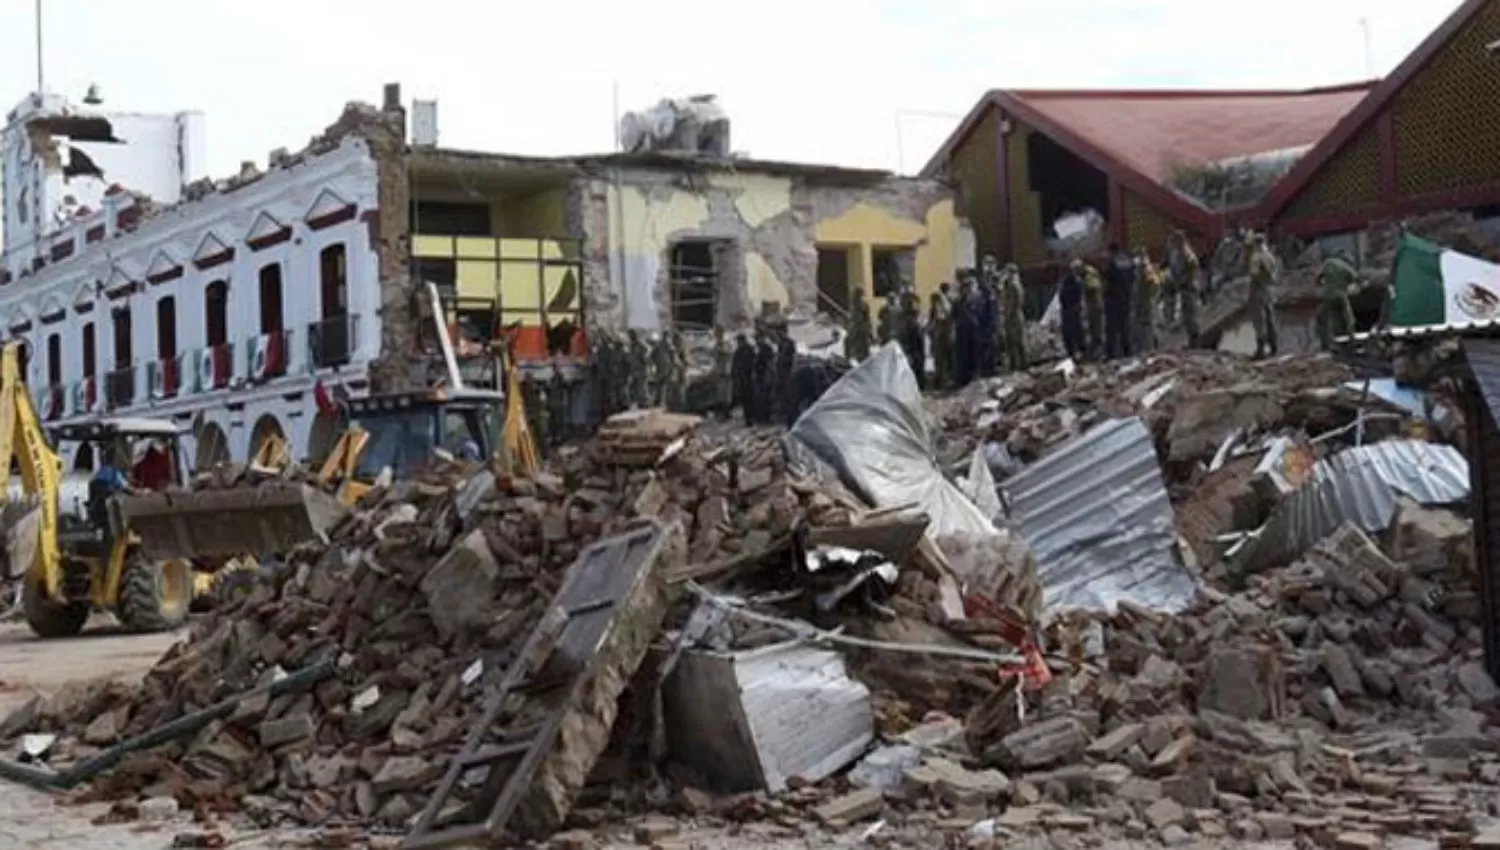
left=1246, top=234, right=1281, bottom=357
left=846, top=289, right=872, bottom=361
left=1316, top=257, right=1359, bottom=351
left=1172, top=237, right=1203, bottom=348
left=667, top=330, right=689, bottom=411
left=1132, top=248, right=1160, bottom=354
left=1082, top=263, right=1106, bottom=359
left=1000, top=266, right=1027, bottom=371
left=651, top=334, right=675, bottom=409
left=711, top=327, right=734, bottom=412
left=626, top=330, right=651, bottom=408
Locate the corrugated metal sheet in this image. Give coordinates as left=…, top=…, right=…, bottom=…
left=1257, top=439, right=1469, bottom=566
left=1004, top=417, right=1198, bottom=614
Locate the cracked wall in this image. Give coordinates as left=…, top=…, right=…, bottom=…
left=579, top=166, right=958, bottom=331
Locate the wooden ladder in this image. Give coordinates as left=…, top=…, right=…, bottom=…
left=403, top=522, right=666, bottom=849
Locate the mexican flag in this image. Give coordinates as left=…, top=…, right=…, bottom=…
left=1390, top=233, right=1500, bottom=330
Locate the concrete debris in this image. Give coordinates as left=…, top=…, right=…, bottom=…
left=0, top=350, right=1492, bottom=849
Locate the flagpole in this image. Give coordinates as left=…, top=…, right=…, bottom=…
left=35, top=0, right=45, bottom=93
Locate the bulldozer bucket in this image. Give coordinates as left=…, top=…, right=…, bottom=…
left=118, top=483, right=349, bottom=561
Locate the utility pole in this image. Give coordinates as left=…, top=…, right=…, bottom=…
left=35, top=0, right=45, bottom=93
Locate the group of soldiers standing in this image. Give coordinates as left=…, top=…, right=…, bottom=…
left=723, top=322, right=799, bottom=426
left=1054, top=229, right=1208, bottom=362
left=592, top=329, right=691, bottom=415
left=842, top=255, right=1030, bottom=390
left=590, top=321, right=804, bottom=427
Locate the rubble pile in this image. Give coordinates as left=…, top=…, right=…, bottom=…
left=932, top=350, right=1359, bottom=468
left=1, top=346, right=1495, bottom=849
left=810, top=512, right=1494, bottom=847
left=0, top=414, right=1010, bottom=834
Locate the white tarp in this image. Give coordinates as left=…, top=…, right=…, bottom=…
left=789, top=343, right=996, bottom=538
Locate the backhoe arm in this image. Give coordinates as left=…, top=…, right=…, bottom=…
left=0, top=344, right=62, bottom=597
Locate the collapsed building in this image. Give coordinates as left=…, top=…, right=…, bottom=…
left=0, top=83, right=963, bottom=471
left=923, top=0, right=1500, bottom=328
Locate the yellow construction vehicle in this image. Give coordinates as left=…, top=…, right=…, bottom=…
left=0, top=344, right=344, bottom=638
left=315, top=385, right=507, bottom=505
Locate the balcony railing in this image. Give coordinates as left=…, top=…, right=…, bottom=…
left=105, top=366, right=136, bottom=409
left=307, top=314, right=358, bottom=371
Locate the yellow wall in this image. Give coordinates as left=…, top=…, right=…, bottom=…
left=499, top=189, right=568, bottom=238
left=813, top=198, right=959, bottom=309
left=603, top=170, right=957, bottom=326
left=412, top=234, right=578, bottom=327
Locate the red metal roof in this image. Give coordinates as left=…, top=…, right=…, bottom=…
left=923, top=83, right=1373, bottom=236
left=1007, top=86, right=1373, bottom=184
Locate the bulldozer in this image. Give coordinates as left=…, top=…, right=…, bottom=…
left=313, top=384, right=506, bottom=505
left=0, top=344, right=346, bottom=638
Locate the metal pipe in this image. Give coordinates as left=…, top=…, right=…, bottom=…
left=35, top=0, right=43, bottom=94
left=0, top=658, right=334, bottom=791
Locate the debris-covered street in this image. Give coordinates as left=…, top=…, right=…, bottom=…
left=1, top=1, right=1498, bottom=848
left=4, top=342, right=1500, bottom=850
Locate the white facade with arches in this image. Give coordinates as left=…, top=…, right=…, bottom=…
left=0, top=105, right=384, bottom=471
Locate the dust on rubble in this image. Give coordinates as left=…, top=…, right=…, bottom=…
left=2, top=350, right=1500, bottom=850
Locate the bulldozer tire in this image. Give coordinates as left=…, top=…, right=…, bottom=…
left=118, top=557, right=191, bottom=633
left=22, top=578, right=88, bottom=639
left=207, top=566, right=258, bottom=611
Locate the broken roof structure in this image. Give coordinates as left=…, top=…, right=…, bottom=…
left=926, top=0, right=1500, bottom=265
left=922, top=84, right=1371, bottom=264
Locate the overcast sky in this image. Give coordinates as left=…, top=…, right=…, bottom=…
left=0, top=0, right=1467, bottom=179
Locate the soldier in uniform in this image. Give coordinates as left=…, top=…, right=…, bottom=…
left=846, top=288, right=872, bottom=362
left=775, top=323, right=797, bottom=425
left=1082, top=261, right=1106, bottom=360
left=1000, top=264, right=1027, bottom=371
left=1246, top=232, right=1281, bottom=358
left=650, top=333, right=675, bottom=408
left=978, top=260, right=1000, bottom=377
left=1103, top=243, right=1134, bottom=359
left=668, top=329, right=689, bottom=411
left=876, top=284, right=900, bottom=347
left=1315, top=252, right=1360, bottom=351
left=954, top=272, right=978, bottom=387
left=899, top=289, right=926, bottom=389
left=1058, top=260, right=1086, bottom=360
left=625, top=329, right=650, bottom=409
left=929, top=283, right=954, bottom=389
left=712, top=326, right=734, bottom=416
left=1132, top=246, right=1160, bottom=354
left=732, top=332, right=755, bottom=422
left=753, top=326, right=777, bottom=425
left=1168, top=230, right=1203, bottom=349
left=546, top=363, right=569, bottom=447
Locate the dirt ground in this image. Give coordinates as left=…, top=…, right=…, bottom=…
left=0, top=616, right=1321, bottom=850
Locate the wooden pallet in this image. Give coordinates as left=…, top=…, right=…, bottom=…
left=403, top=521, right=676, bottom=849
